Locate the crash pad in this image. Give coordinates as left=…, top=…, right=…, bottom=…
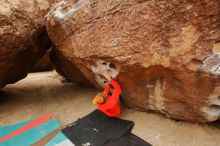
left=46, top=132, right=74, bottom=146
left=0, top=117, right=60, bottom=146
left=32, top=128, right=61, bottom=146
left=103, top=133, right=152, bottom=146
left=0, top=120, right=32, bottom=138
left=62, top=110, right=134, bottom=146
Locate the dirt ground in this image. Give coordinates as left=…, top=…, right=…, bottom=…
left=0, top=71, right=220, bottom=146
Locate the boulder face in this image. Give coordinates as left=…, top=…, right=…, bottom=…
left=50, top=48, right=92, bottom=86
left=46, top=0, right=220, bottom=122
left=0, top=0, right=51, bottom=88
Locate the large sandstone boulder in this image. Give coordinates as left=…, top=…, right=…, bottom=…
left=46, top=0, right=220, bottom=122
left=50, top=48, right=92, bottom=86
left=0, top=0, right=51, bottom=88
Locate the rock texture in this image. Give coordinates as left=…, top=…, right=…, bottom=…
left=50, top=47, right=92, bottom=86
left=0, top=0, right=51, bottom=88
left=32, top=49, right=53, bottom=72
left=45, top=0, right=220, bottom=122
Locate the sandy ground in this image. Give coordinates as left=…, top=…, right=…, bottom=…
left=0, top=71, right=220, bottom=146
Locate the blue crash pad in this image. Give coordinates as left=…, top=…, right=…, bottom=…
left=0, top=118, right=60, bottom=146
left=46, top=132, right=73, bottom=146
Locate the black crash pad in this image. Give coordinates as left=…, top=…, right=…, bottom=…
left=62, top=110, right=134, bottom=146
left=103, top=133, right=152, bottom=146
